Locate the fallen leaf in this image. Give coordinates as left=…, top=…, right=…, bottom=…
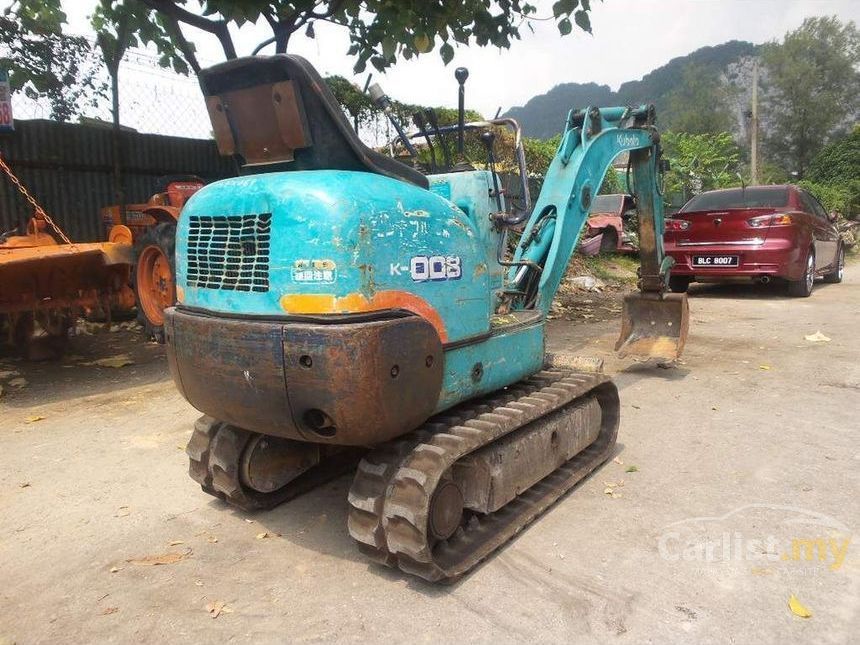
left=80, top=354, right=134, bottom=369
left=244, top=519, right=255, bottom=524
left=612, top=457, right=624, bottom=465
left=788, top=594, right=812, bottom=618
left=759, top=365, right=771, bottom=371
left=127, top=549, right=191, bottom=566
left=25, top=415, right=46, bottom=424
left=168, top=540, right=185, bottom=546
left=804, top=331, right=831, bottom=343
left=255, top=531, right=281, bottom=539
left=195, top=580, right=204, bottom=587
left=114, top=506, right=130, bottom=518
left=101, top=607, right=119, bottom=615
left=207, top=536, right=218, bottom=544
left=206, top=600, right=233, bottom=619
left=625, top=465, right=639, bottom=473
left=19, top=482, right=30, bottom=488
left=109, top=566, right=122, bottom=573
left=9, top=377, right=27, bottom=388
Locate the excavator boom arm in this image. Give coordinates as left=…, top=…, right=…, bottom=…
left=510, top=105, right=689, bottom=360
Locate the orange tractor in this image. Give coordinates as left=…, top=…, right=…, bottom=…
left=0, top=153, right=202, bottom=358
left=101, top=176, right=203, bottom=341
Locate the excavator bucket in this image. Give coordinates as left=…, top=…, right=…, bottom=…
left=615, top=292, right=689, bottom=361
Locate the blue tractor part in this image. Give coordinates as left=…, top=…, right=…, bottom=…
left=167, top=55, right=688, bottom=582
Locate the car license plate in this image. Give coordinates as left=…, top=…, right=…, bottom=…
left=692, top=255, right=739, bottom=267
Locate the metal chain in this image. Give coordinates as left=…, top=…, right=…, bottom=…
left=0, top=152, right=74, bottom=245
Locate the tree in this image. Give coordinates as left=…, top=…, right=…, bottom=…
left=325, top=75, right=375, bottom=132
left=662, top=62, right=735, bottom=135
left=662, top=131, right=741, bottom=207
left=0, top=0, right=105, bottom=121
left=806, top=124, right=860, bottom=186
left=133, top=0, right=596, bottom=73
left=761, top=16, right=860, bottom=178
left=803, top=125, right=860, bottom=215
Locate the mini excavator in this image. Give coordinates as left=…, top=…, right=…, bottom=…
left=165, top=55, right=689, bottom=582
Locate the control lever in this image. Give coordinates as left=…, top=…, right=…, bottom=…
left=455, top=67, right=469, bottom=159
left=481, top=131, right=503, bottom=212
left=368, top=83, right=418, bottom=157
left=426, top=109, right=452, bottom=171
left=412, top=112, right=437, bottom=173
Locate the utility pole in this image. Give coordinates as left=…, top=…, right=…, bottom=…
left=750, top=59, right=759, bottom=185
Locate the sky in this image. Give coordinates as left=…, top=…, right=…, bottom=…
left=56, top=0, right=860, bottom=123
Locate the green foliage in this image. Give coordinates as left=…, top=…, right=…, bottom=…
left=325, top=75, right=375, bottom=130
left=598, top=165, right=622, bottom=194
left=806, top=125, right=860, bottom=185
left=761, top=16, right=860, bottom=178
left=797, top=180, right=858, bottom=216
left=662, top=63, right=734, bottom=134
left=134, top=1, right=595, bottom=74
left=0, top=0, right=106, bottom=122
left=93, top=0, right=194, bottom=75
left=522, top=136, right=561, bottom=178
left=662, top=131, right=742, bottom=207
left=800, top=126, right=860, bottom=215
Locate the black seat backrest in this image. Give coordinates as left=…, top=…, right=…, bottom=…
left=199, top=55, right=428, bottom=189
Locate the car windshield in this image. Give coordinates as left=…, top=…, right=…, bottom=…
left=681, top=187, right=790, bottom=212
left=589, top=194, right=623, bottom=214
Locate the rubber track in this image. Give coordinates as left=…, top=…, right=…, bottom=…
left=186, top=416, right=362, bottom=512
left=347, top=370, right=620, bottom=582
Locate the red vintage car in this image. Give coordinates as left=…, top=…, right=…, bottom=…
left=579, top=193, right=638, bottom=255
left=664, top=185, right=845, bottom=297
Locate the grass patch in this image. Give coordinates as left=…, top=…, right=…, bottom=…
left=580, top=253, right=640, bottom=285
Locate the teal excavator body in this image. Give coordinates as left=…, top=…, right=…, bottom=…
left=165, top=54, right=688, bottom=582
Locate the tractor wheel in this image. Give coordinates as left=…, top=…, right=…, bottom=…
left=133, top=221, right=177, bottom=343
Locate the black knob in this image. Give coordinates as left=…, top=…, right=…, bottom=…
left=455, top=67, right=469, bottom=85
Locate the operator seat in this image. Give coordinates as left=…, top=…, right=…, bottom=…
left=199, top=54, right=428, bottom=189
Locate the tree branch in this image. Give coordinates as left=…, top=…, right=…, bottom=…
left=139, top=0, right=236, bottom=59
left=162, top=14, right=200, bottom=73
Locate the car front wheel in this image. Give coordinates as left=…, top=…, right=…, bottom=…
left=787, top=250, right=815, bottom=297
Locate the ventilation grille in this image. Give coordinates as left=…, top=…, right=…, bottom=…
left=186, top=213, right=271, bottom=292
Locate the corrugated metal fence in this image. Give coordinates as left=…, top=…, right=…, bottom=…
left=0, top=119, right=236, bottom=241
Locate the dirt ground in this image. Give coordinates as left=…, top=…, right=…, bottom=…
left=1, top=264, right=858, bottom=644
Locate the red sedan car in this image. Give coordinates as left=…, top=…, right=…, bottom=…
left=664, top=185, right=845, bottom=297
